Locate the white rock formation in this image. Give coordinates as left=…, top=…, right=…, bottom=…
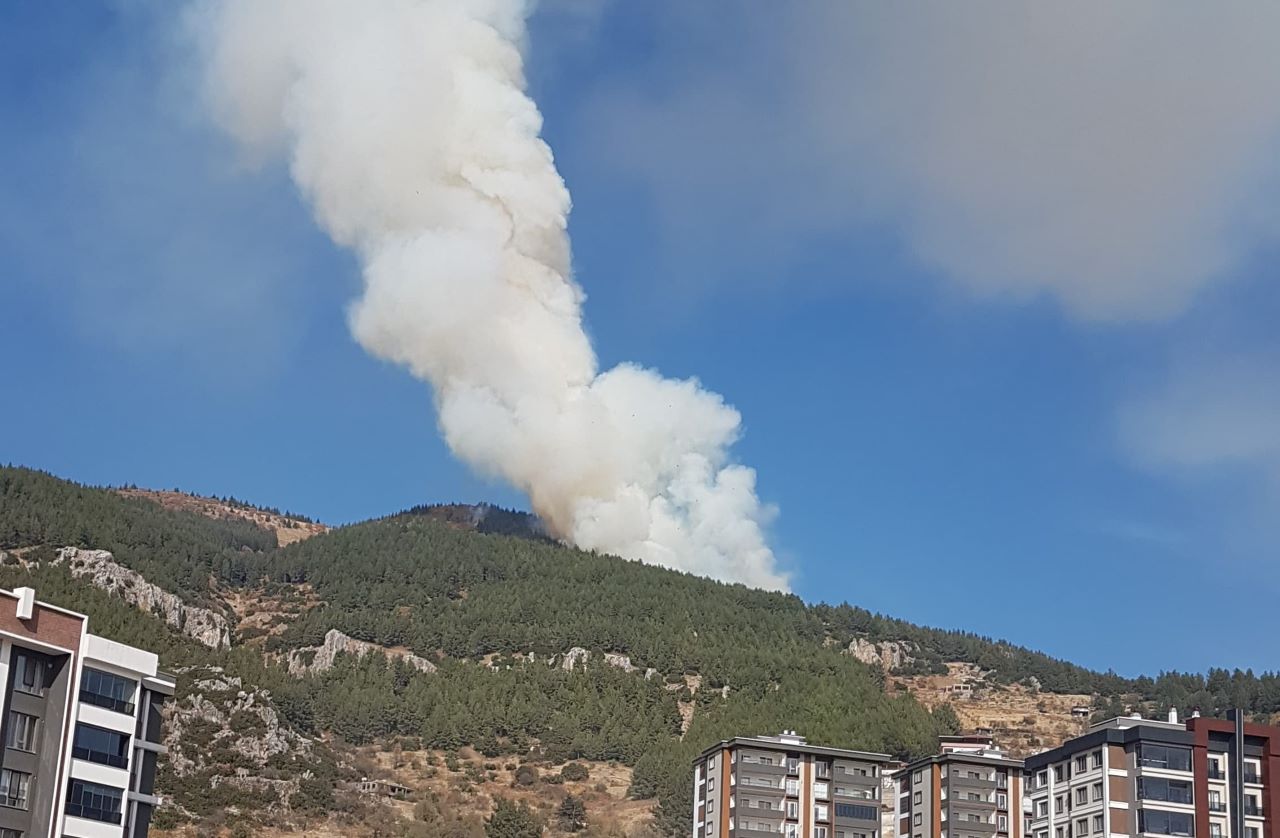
left=846, top=638, right=916, bottom=671
left=52, top=547, right=231, bottom=649
left=286, top=629, right=437, bottom=677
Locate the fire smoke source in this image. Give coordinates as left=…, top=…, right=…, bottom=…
left=197, top=0, right=787, bottom=590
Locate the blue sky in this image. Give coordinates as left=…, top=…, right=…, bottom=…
left=3, top=2, right=1280, bottom=676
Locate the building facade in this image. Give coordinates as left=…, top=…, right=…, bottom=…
left=896, top=736, right=1024, bottom=838
left=693, top=731, right=891, bottom=838
left=0, top=586, right=175, bottom=838
left=1023, top=711, right=1280, bottom=838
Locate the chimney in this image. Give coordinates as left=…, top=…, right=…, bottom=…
left=1191, top=708, right=1201, bottom=719
left=1168, top=708, right=1179, bottom=725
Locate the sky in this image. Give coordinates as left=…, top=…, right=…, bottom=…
left=2, top=1, right=1280, bottom=677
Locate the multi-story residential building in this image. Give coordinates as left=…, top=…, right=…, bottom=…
left=1186, top=711, right=1278, bottom=838
left=1023, top=708, right=1280, bottom=838
left=692, top=730, right=891, bottom=838
left=896, top=735, right=1023, bottom=838
left=0, top=586, right=175, bottom=838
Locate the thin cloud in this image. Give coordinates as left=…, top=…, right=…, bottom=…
left=578, top=2, right=1280, bottom=321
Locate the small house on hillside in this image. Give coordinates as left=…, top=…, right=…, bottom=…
left=356, top=778, right=411, bottom=799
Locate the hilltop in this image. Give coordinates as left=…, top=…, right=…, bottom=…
left=2, top=465, right=1278, bottom=836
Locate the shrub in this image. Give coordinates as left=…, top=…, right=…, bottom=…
left=560, top=763, right=589, bottom=782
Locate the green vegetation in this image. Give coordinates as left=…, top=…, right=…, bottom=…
left=6, top=464, right=1280, bottom=835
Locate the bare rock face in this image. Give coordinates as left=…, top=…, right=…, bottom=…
left=162, top=665, right=314, bottom=816
left=286, top=629, right=437, bottom=677
left=52, top=547, right=231, bottom=649
left=846, top=638, right=916, bottom=671
left=560, top=647, right=591, bottom=671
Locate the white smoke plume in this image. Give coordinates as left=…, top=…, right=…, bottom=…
left=194, top=0, right=786, bottom=590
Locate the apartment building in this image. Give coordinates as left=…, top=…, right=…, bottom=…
left=692, top=731, right=891, bottom=838
left=0, top=586, right=175, bottom=838
left=1023, top=709, right=1280, bottom=838
left=896, top=735, right=1024, bottom=838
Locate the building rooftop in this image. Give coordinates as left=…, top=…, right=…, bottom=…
left=694, top=730, right=893, bottom=764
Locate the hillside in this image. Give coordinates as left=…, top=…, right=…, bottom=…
left=3, top=465, right=1280, bottom=836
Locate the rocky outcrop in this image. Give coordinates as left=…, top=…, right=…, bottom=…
left=286, top=629, right=437, bottom=677
left=162, top=665, right=315, bottom=815
left=846, top=638, right=916, bottom=671
left=602, top=652, right=660, bottom=680
left=51, top=547, right=231, bottom=649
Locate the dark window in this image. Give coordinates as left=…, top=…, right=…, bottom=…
left=1138, top=809, right=1194, bottom=837
left=65, top=779, right=123, bottom=824
left=0, top=827, right=21, bottom=838
left=1138, top=777, right=1193, bottom=804
left=10, top=652, right=47, bottom=697
left=73, top=723, right=130, bottom=769
left=1137, top=744, right=1191, bottom=772
left=4, top=712, right=38, bottom=753
left=835, top=803, right=878, bottom=821
left=0, top=769, right=30, bottom=810
left=78, top=668, right=136, bottom=715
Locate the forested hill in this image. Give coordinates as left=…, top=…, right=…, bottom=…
left=2, top=465, right=1279, bottom=835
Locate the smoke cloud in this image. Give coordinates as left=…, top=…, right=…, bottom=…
left=194, top=0, right=786, bottom=590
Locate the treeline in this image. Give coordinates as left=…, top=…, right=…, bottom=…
left=0, top=467, right=276, bottom=601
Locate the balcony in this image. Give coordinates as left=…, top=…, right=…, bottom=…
left=949, top=817, right=998, bottom=834
left=1207, top=766, right=1225, bottom=780
left=1244, top=772, right=1263, bottom=785
left=951, top=796, right=997, bottom=814
left=1244, top=805, right=1264, bottom=818
left=951, top=774, right=997, bottom=790
left=735, top=827, right=783, bottom=838
left=739, top=761, right=788, bottom=777
left=835, top=770, right=880, bottom=787
left=1209, top=802, right=1227, bottom=813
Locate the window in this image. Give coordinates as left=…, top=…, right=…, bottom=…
left=79, top=668, right=137, bottom=715
left=815, top=805, right=829, bottom=823
left=707, top=799, right=715, bottom=814
left=1054, top=766, right=1064, bottom=783
left=997, top=772, right=1008, bottom=789
left=788, top=757, right=799, bottom=774
left=915, top=814, right=923, bottom=827
left=708, top=822, right=715, bottom=835
left=4, top=712, right=38, bottom=753
left=1037, top=771, right=1048, bottom=788
left=11, top=652, right=47, bottom=697
left=0, top=828, right=19, bottom=838
left=915, top=792, right=922, bottom=805
left=1092, top=751, right=1103, bottom=769
left=1137, top=777, right=1193, bottom=805
left=1054, top=796, right=1064, bottom=814
left=786, top=779, right=799, bottom=796
left=709, top=755, right=717, bottom=770
left=998, top=815, right=1008, bottom=832
left=1075, top=788, right=1088, bottom=805
left=0, top=769, right=30, bottom=810
left=788, top=801, right=799, bottom=819
left=1092, top=782, right=1103, bottom=802
left=1093, top=816, right=1103, bottom=834
left=66, top=779, right=124, bottom=824
left=815, top=782, right=830, bottom=801
left=836, top=804, right=878, bottom=821
left=1136, top=744, right=1191, bottom=773
left=1137, top=809, right=1194, bottom=837
left=1245, top=793, right=1262, bottom=816
left=817, top=762, right=831, bottom=778
left=1075, top=757, right=1088, bottom=773
left=1247, top=829, right=1259, bottom=838
left=1076, top=819, right=1088, bottom=837
left=708, top=777, right=715, bottom=792
left=1209, top=825, right=1222, bottom=838
left=1037, top=800, right=1048, bottom=817
left=1055, top=827, right=1064, bottom=838
left=815, top=828, right=829, bottom=838
left=997, top=793, right=1007, bottom=809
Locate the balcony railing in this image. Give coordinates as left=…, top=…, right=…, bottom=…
left=1244, top=805, right=1264, bottom=818
left=951, top=774, right=997, bottom=789
left=78, top=690, right=135, bottom=716
left=72, top=746, right=128, bottom=769
left=1207, top=766, right=1225, bottom=780
left=1244, top=772, right=1262, bottom=785
left=1209, top=802, right=1227, bottom=813
left=65, top=802, right=123, bottom=824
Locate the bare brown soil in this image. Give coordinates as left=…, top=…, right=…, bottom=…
left=118, top=488, right=329, bottom=546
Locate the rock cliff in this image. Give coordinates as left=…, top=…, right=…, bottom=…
left=286, top=628, right=437, bottom=676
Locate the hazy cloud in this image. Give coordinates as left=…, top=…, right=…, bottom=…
left=581, top=2, right=1280, bottom=321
